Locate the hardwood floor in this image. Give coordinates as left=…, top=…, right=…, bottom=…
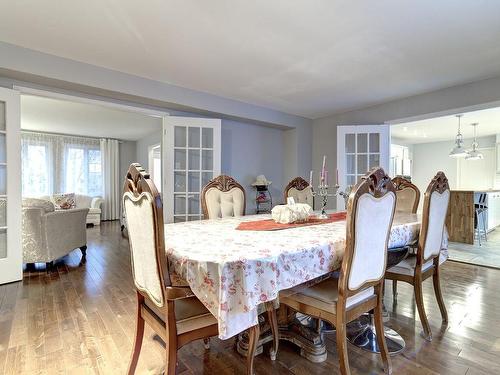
left=1, top=221, right=499, bottom=374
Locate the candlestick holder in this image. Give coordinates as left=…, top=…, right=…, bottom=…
left=312, top=183, right=341, bottom=219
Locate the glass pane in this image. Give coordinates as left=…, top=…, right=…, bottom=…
left=369, top=154, right=380, bottom=168
left=357, top=133, right=368, bottom=153
left=174, top=216, right=186, bottom=223
left=0, top=228, right=5, bottom=259
left=0, top=197, right=5, bottom=227
left=188, top=215, right=201, bottom=221
left=0, top=166, right=6, bottom=195
left=369, top=133, right=380, bottom=152
left=346, top=154, right=356, bottom=175
left=188, top=172, right=200, bottom=193
left=175, top=126, right=186, bottom=147
left=0, top=101, right=5, bottom=131
left=174, top=195, right=186, bottom=215
left=357, top=154, right=368, bottom=174
left=345, top=134, right=355, bottom=153
left=202, top=172, right=213, bottom=188
left=202, top=150, right=213, bottom=170
left=188, top=149, right=200, bottom=170
left=0, top=134, right=5, bottom=164
left=346, top=175, right=357, bottom=186
left=202, top=127, right=213, bottom=148
left=188, top=127, right=200, bottom=148
left=188, top=194, right=200, bottom=214
left=174, top=171, right=186, bottom=192
left=174, top=149, right=186, bottom=170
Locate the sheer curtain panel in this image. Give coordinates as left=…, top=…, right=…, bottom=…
left=100, top=138, right=120, bottom=220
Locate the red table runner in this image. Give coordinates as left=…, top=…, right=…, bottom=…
left=236, top=211, right=347, bottom=231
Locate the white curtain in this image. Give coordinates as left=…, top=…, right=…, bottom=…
left=21, top=132, right=102, bottom=197
left=100, top=138, right=120, bottom=220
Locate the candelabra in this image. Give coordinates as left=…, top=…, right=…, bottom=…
left=312, top=183, right=341, bottom=219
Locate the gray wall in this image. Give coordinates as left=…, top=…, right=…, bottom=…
left=136, top=130, right=162, bottom=168
left=119, top=141, right=137, bottom=182
left=221, top=120, right=285, bottom=210
left=313, top=75, right=500, bottom=208
left=135, top=119, right=288, bottom=212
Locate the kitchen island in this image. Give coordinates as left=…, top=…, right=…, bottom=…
left=446, top=190, right=500, bottom=244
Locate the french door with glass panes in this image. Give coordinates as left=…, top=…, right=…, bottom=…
left=0, top=87, right=22, bottom=285
left=337, top=125, right=390, bottom=209
left=163, top=117, right=221, bottom=223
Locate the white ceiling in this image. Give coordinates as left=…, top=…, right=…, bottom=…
left=2, top=1, right=500, bottom=119
left=21, top=95, right=162, bottom=141
left=392, top=106, right=500, bottom=144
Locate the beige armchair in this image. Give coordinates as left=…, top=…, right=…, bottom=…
left=22, top=198, right=89, bottom=268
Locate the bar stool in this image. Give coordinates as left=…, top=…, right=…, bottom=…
left=475, top=193, right=488, bottom=246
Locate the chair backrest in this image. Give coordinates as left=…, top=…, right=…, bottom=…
left=341, top=167, right=396, bottom=293
left=392, top=176, right=420, bottom=213
left=284, top=177, right=314, bottom=208
left=201, top=175, right=246, bottom=219
left=123, top=163, right=169, bottom=308
left=418, top=171, right=450, bottom=262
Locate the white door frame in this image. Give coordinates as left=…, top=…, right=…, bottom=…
left=163, top=116, right=221, bottom=223
left=0, top=87, right=22, bottom=284
left=337, top=124, right=390, bottom=209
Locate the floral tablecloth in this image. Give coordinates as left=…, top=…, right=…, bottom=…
left=165, top=212, right=445, bottom=340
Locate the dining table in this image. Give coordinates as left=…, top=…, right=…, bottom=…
left=164, top=211, right=448, bottom=362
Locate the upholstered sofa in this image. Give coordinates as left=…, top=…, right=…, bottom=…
left=38, top=194, right=103, bottom=226
left=22, top=198, right=89, bottom=266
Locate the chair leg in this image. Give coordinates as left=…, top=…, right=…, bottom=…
left=265, top=301, right=279, bottom=361
left=414, top=274, right=432, bottom=341
left=127, top=295, right=145, bottom=375
left=374, top=288, right=392, bottom=374
left=392, top=280, right=398, bottom=301
left=482, top=211, right=488, bottom=242
left=336, top=318, right=350, bottom=375
left=203, top=337, right=210, bottom=349
left=165, top=344, right=178, bottom=375
left=247, top=323, right=260, bottom=375
left=433, top=266, right=448, bottom=323
left=80, top=245, right=87, bottom=258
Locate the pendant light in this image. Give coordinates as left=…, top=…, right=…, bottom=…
left=449, top=114, right=468, bottom=158
left=466, top=123, right=483, bottom=160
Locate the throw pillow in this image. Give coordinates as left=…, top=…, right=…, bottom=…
left=52, top=193, right=76, bottom=210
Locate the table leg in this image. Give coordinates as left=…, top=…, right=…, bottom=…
left=247, top=324, right=260, bottom=375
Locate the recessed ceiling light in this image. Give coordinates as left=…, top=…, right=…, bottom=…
left=403, top=126, right=408, bottom=131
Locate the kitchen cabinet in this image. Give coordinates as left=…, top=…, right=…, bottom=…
left=487, top=192, right=500, bottom=230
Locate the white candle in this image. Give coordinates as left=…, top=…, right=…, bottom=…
left=324, top=170, right=328, bottom=185
left=309, top=170, right=313, bottom=186
left=322, top=155, right=326, bottom=175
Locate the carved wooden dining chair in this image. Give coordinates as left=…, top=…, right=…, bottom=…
left=123, top=163, right=222, bottom=375
left=283, top=176, right=314, bottom=208
left=390, top=176, right=421, bottom=298
left=385, top=171, right=450, bottom=341
left=277, top=167, right=396, bottom=375
left=392, top=176, right=420, bottom=213
left=201, top=174, right=246, bottom=218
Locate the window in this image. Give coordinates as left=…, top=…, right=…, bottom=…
left=21, top=142, right=52, bottom=196
left=21, top=132, right=103, bottom=197
left=64, top=146, right=102, bottom=196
